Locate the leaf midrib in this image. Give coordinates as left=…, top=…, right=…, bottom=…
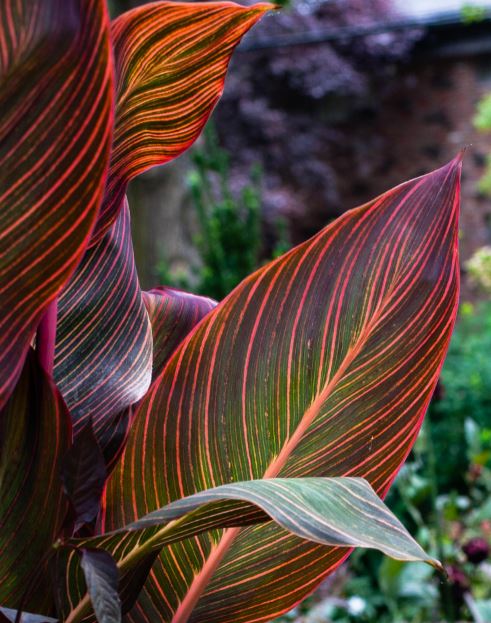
left=170, top=295, right=394, bottom=623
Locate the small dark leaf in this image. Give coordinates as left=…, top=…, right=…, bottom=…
left=118, top=552, right=159, bottom=616
left=62, top=424, right=107, bottom=529
left=0, top=608, right=57, bottom=623
left=80, top=550, right=121, bottom=623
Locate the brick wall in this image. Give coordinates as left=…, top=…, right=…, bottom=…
left=311, top=55, right=491, bottom=299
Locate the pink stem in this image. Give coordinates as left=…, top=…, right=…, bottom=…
left=37, top=298, right=58, bottom=375
left=172, top=527, right=241, bottom=623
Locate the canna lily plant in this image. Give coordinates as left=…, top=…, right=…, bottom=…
left=0, top=1, right=462, bottom=622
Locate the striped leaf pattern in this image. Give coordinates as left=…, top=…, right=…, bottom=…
left=62, top=478, right=437, bottom=622
left=54, top=201, right=152, bottom=457
left=0, top=0, right=114, bottom=408
left=143, top=288, right=216, bottom=381
left=104, top=157, right=461, bottom=622
left=91, top=1, right=272, bottom=243
left=0, top=350, right=71, bottom=613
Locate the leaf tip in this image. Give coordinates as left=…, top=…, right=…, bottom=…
left=453, top=147, right=467, bottom=165
left=428, top=557, right=446, bottom=576
left=248, top=2, right=278, bottom=16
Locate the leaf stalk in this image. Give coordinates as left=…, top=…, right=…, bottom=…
left=37, top=299, right=58, bottom=375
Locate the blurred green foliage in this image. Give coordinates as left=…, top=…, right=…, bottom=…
left=432, top=302, right=491, bottom=490
left=461, top=4, right=488, bottom=25
left=188, top=124, right=263, bottom=300
left=466, top=246, right=491, bottom=295
left=158, top=123, right=289, bottom=300
left=474, top=93, right=491, bottom=195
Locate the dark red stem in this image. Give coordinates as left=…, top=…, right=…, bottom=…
left=37, top=298, right=58, bottom=375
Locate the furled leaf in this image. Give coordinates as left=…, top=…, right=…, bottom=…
left=54, top=201, right=152, bottom=460
left=143, top=288, right=216, bottom=381
left=0, top=350, right=71, bottom=612
left=61, top=478, right=438, bottom=623
left=104, top=157, right=461, bottom=622
left=0, top=0, right=114, bottom=408
left=62, top=423, right=107, bottom=530
left=80, top=550, right=121, bottom=623
left=0, top=608, right=57, bottom=623
left=91, top=1, right=272, bottom=243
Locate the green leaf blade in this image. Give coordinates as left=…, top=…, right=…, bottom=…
left=79, top=478, right=439, bottom=566
left=65, top=478, right=438, bottom=623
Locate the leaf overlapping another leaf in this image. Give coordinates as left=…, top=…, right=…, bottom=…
left=62, top=478, right=439, bottom=623
left=103, top=157, right=461, bottom=622
left=0, top=0, right=114, bottom=408
left=62, top=424, right=107, bottom=531
left=143, top=288, right=216, bottom=381
left=54, top=201, right=152, bottom=463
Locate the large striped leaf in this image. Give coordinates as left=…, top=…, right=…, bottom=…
left=61, top=478, right=438, bottom=622
left=54, top=201, right=152, bottom=458
left=0, top=350, right=71, bottom=613
left=91, top=1, right=272, bottom=244
left=0, top=0, right=114, bottom=408
left=143, top=288, right=216, bottom=381
left=104, top=157, right=461, bottom=622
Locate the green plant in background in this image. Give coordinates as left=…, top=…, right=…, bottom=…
left=432, top=302, right=491, bottom=490
left=159, top=123, right=289, bottom=300
left=189, top=123, right=263, bottom=300
left=461, top=4, right=488, bottom=25
left=466, top=246, right=491, bottom=294
left=474, top=93, right=491, bottom=195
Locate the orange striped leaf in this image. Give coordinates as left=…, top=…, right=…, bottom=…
left=0, top=350, right=71, bottom=614
left=90, top=1, right=272, bottom=244
left=143, top=288, right=216, bottom=381
left=104, top=157, right=461, bottom=622
left=0, top=0, right=114, bottom=408
left=54, top=201, right=152, bottom=462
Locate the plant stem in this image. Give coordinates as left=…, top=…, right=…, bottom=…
left=171, top=527, right=240, bottom=623
left=425, top=415, right=455, bottom=623
left=64, top=514, right=211, bottom=623
left=37, top=298, right=58, bottom=375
